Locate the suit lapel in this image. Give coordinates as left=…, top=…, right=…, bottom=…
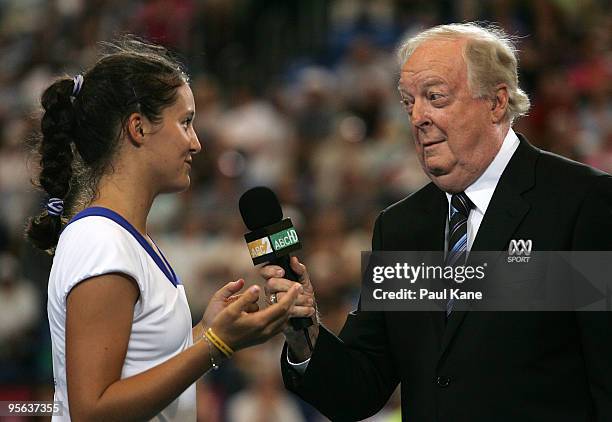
left=411, top=184, right=447, bottom=251
left=381, top=184, right=448, bottom=340
left=421, top=189, right=448, bottom=339
left=472, top=135, right=537, bottom=252
left=398, top=184, right=449, bottom=340
left=438, top=135, right=538, bottom=356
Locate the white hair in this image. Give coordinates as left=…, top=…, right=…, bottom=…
left=398, top=22, right=531, bottom=123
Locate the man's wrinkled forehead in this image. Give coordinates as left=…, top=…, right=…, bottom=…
left=398, top=38, right=467, bottom=88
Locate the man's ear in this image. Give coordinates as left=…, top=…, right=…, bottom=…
left=491, top=83, right=509, bottom=123
left=126, top=112, right=147, bottom=146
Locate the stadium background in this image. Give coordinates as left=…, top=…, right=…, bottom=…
left=0, top=0, right=610, bottom=421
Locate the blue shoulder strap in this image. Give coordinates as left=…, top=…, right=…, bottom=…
left=67, top=207, right=180, bottom=287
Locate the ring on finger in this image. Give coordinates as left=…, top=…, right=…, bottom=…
left=270, top=293, right=278, bottom=304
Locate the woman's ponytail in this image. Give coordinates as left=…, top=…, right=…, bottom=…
left=26, top=78, right=77, bottom=251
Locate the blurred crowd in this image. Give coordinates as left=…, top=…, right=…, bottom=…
left=0, top=0, right=610, bottom=421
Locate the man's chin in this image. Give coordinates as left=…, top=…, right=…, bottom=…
left=427, top=165, right=447, bottom=177
left=424, top=161, right=451, bottom=180
left=427, top=171, right=469, bottom=193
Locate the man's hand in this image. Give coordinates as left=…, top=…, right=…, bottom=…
left=260, top=257, right=319, bottom=361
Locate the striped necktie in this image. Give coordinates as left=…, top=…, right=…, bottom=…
left=445, top=192, right=473, bottom=316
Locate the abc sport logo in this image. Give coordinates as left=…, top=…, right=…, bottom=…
left=507, top=239, right=532, bottom=263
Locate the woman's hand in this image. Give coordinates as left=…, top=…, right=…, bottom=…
left=200, top=279, right=258, bottom=329
left=210, top=284, right=302, bottom=352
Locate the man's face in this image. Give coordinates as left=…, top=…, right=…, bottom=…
left=398, top=38, right=501, bottom=192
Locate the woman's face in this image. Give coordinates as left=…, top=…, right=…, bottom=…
left=145, top=84, right=201, bottom=194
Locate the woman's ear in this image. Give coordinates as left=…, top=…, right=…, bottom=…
left=126, top=113, right=146, bottom=146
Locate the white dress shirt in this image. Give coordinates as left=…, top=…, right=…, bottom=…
left=289, top=128, right=521, bottom=372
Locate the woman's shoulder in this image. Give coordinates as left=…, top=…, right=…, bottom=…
left=59, top=215, right=133, bottom=247
left=50, top=216, right=147, bottom=305
left=55, top=215, right=144, bottom=267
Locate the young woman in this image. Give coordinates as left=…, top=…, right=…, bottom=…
left=26, top=39, right=313, bottom=421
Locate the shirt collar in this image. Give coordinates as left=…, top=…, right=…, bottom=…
left=445, top=128, right=520, bottom=215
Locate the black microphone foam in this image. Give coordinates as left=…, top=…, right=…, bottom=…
left=239, top=186, right=283, bottom=230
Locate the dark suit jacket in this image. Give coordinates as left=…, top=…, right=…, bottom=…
left=281, top=135, right=612, bottom=421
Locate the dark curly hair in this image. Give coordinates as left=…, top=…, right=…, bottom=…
left=26, top=37, right=188, bottom=252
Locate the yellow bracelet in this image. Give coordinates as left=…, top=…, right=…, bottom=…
left=206, top=328, right=233, bottom=357
left=205, top=328, right=234, bottom=357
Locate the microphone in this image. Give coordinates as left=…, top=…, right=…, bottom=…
left=239, top=186, right=313, bottom=331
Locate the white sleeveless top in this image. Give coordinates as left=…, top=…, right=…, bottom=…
left=47, top=207, right=196, bottom=421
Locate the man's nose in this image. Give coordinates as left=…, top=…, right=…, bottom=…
left=412, top=99, right=431, bottom=129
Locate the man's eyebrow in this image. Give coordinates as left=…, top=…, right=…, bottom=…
left=397, top=85, right=411, bottom=96
left=421, top=78, right=447, bottom=88
left=397, top=78, right=447, bottom=95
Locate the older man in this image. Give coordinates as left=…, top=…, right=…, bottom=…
left=262, top=23, right=612, bottom=421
